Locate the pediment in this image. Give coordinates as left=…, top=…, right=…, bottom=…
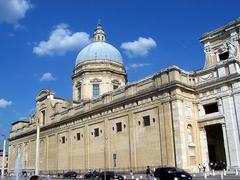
left=90, top=78, right=102, bottom=83
left=36, top=89, right=54, bottom=102
left=112, top=79, right=120, bottom=85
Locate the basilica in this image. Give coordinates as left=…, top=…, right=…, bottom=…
left=8, top=18, right=240, bottom=174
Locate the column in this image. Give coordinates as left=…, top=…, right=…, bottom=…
left=1, top=139, right=6, bottom=178
left=199, top=128, right=209, bottom=165
left=35, top=125, right=40, bottom=175
left=222, top=124, right=230, bottom=169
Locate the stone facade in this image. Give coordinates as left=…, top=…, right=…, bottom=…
left=8, top=18, right=240, bottom=174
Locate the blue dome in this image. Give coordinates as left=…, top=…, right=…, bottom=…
left=75, top=41, right=123, bottom=65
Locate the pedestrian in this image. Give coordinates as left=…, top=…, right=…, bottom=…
left=30, top=175, right=41, bottom=180
left=198, top=164, right=202, bottom=173
left=146, top=166, right=154, bottom=180
left=203, top=163, right=206, bottom=172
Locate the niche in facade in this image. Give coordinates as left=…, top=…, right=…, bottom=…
left=219, top=51, right=229, bottom=61
left=203, top=102, right=218, bottom=114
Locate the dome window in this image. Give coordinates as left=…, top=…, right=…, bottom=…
left=93, top=84, right=100, bottom=98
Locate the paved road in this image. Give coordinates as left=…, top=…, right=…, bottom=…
left=1, top=175, right=240, bottom=180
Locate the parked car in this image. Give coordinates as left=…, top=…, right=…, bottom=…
left=154, top=167, right=192, bottom=180
left=209, top=161, right=227, bottom=170
left=63, top=171, right=77, bottom=178
left=98, top=171, right=123, bottom=180
left=84, top=171, right=100, bottom=178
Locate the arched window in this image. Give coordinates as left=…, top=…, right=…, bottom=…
left=187, top=124, right=193, bottom=144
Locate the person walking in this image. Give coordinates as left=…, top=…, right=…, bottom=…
left=198, top=164, right=202, bottom=173
left=146, top=166, right=154, bottom=180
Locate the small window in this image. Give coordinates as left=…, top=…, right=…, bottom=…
left=62, top=136, right=66, bottom=144
left=116, top=122, right=122, bottom=132
left=187, top=124, right=194, bottom=144
left=77, top=86, right=81, bottom=101
left=113, top=85, right=118, bottom=90
left=219, top=52, right=229, bottom=61
left=143, top=116, right=150, bottom=126
left=93, top=84, right=100, bottom=98
left=203, top=102, right=218, bottom=114
left=41, top=110, right=45, bottom=125
left=94, top=128, right=99, bottom=137
left=76, top=133, right=80, bottom=141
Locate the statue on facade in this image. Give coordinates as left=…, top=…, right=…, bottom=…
left=226, top=41, right=237, bottom=58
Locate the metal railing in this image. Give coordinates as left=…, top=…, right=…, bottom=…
left=38, top=165, right=159, bottom=176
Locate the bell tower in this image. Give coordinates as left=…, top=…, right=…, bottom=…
left=200, top=18, right=240, bottom=69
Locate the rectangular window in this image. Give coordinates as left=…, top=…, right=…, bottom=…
left=78, top=86, right=81, bottom=101
left=116, top=122, right=122, bottom=132
left=94, top=128, right=99, bottom=137
left=203, top=102, right=218, bottom=114
left=93, top=84, right=100, bottom=98
left=62, top=136, right=66, bottom=144
left=41, top=110, right=45, bottom=125
left=219, top=52, right=229, bottom=61
left=143, top=115, right=150, bottom=126
left=76, top=133, right=80, bottom=141
left=113, top=85, right=118, bottom=90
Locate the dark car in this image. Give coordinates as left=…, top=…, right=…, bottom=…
left=22, top=171, right=28, bottom=177
left=154, top=167, right=192, bottom=180
left=63, top=171, right=77, bottom=178
left=98, top=171, right=123, bottom=180
left=84, top=171, right=100, bottom=178
left=209, top=161, right=227, bottom=170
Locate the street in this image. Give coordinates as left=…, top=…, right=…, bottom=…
left=1, top=175, right=240, bottom=180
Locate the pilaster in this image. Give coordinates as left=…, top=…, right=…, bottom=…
left=199, top=128, right=209, bottom=166
left=128, top=111, right=136, bottom=171
left=171, top=99, right=188, bottom=168
left=221, top=95, right=240, bottom=167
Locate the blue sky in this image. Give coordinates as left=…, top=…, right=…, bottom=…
left=0, top=0, right=240, bottom=145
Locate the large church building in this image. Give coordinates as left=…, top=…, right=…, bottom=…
left=8, top=18, right=240, bottom=173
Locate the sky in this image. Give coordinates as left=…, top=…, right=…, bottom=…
left=0, top=0, right=240, bottom=146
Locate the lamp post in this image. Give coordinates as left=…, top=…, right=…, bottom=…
left=35, top=120, right=40, bottom=175
left=1, top=135, right=6, bottom=179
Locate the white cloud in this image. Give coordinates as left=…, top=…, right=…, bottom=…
left=126, top=63, right=151, bottom=70
left=33, top=23, right=91, bottom=56
left=121, top=37, right=157, bottom=57
left=19, top=117, right=27, bottom=120
left=0, top=99, right=12, bottom=108
left=40, top=72, right=56, bottom=81
left=0, top=0, right=32, bottom=24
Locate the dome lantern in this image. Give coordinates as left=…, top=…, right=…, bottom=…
left=93, top=22, right=106, bottom=42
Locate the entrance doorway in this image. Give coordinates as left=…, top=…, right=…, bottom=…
left=205, top=124, right=226, bottom=163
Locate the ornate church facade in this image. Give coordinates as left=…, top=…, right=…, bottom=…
left=8, top=18, right=240, bottom=173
